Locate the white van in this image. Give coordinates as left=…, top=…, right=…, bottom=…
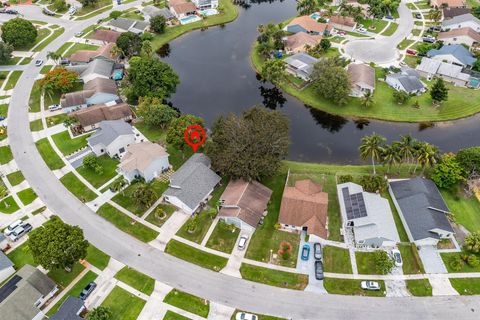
left=4, top=220, right=24, bottom=236
left=48, top=104, right=62, bottom=112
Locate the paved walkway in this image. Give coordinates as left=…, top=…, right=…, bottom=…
left=429, top=275, right=459, bottom=296
left=418, top=245, right=448, bottom=274
left=150, top=211, right=190, bottom=251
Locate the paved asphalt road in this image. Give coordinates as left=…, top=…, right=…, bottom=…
left=344, top=1, right=414, bottom=65
left=7, top=4, right=480, bottom=320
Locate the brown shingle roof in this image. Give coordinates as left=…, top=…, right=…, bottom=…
left=83, top=78, right=117, bottom=94
left=278, top=179, right=328, bottom=238
left=219, top=179, right=272, bottom=228
left=69, top=43, right=116, bottom=63
left=120, top=141, right=169, bottom=172
left=347, top=63, right=375, bottom=89
left=72, top=103, right=133, bottom=128
left=171, top=2, right=197, bottom=14
left=329, top=15, right=356, bottom=28
left=90, top=29, right=121, bottom=43
left=438, top=27, right=480, bottom=42
left=443, top=7, right=470, bottom=19
left=61, top=78, right=117, bottom=108
left=284, top=32, right=321, bottom=52
left=288, top=16, right=331, bottom=34
left=432, top=0, right=465, bottom=7
left=168, top=0, right=187, bottom=6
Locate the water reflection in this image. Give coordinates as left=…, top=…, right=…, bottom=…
left=354, top=119, right=370, bottom=130
left=156, top=44, right=171, bottom=58
left=307, top=106, right=348, bottom=133
left=259, top=85, right=286, bottom=109
left=418, top=122, right=435, bottom=131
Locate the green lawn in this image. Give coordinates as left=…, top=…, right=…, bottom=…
left=28, top=81, right=42, bottom=112
left=205, top=220, right=240, bottom=254
left=112, top=180, right=168, bottom=216
left=76, top=0, right=112, bottom=16
left=0, top=196, right=20, bottom=214
left=6, top=171, right=25, bottom=186
left=33, top=27, right=65, bottom=52
left=441, top=252, right=480, bottom=273
left=145, top=204, right=176, bottom=228
left=406, top=279, right=432, bottom=296
left=30, top=119, right=44, bottom=132
left=163, top=289, right=209, bottom=318
left=165, top=239, right=228, bottom=272
left=358, top=18, right=388, bottom=33
left=46, top=114, right=69, bottom=127
left=52, top=131, right=90, bottom=156
left=240, top=263, right=308, bottom=290
left=0, top=104, right=7, bottom=118
left=323, top=246, right=352, bottom=274
left=449, top=278, right=480, bottom=295
left=32, top=206, right=47, bottom=215
left=355, top=251, right=383, bottom=275
left=383, top=191, right=409, bottom=242
left=134, top=122, right=167, bottom=143
left=163, top=311, right=191, bottom=320
left=115, top=266, right=155, bottom=295
left=399, top=244, right=425, bottom=274
left=323, top=278, right=386, bottom=296
left=77, top=155, right=119, bottom=188
left=381, top=22, right=399, bottom=36
left=40, top=65, right=53, bottom=74
left=411, top=29, right=422, bottom=36
left=100, top=286, right=146, bottom=320
left=0, top=145, right=13, bottom=164
left=46, top=271, right=98, bottom=316
left=441, top=189, right=480, bottom=233
left=76, top=4, right=113, bottom=20
left=60, top=172, right=97, bottom=202
left=97, top=203, right=159, bottom=242
left=35, top=138, right=65, bottom=170
left=86, top=245, right=110, bottom=270
left=17, top=188, right=38, bottom=205
left=55, top=42, right=74, bottom=55
left=47, top=262, right=85, bottom=288
left=7, top=242, right=38, bottom=269
left=63, top=43, right=99, bottom=57
left=176, top=211, right=215, bottom=244
left=4, top=71, right=22, bottom=90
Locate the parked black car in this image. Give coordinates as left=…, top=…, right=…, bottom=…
left=415, top=13, right=422, bottom=19
left=43, top=8, right=55, bottom=16
left=23, top=223, right=33, bottom=233
left=313, top=243, right=322, bottom=261
left=314, top=260, right=324, bottom=280
left=80, top=282, right=97, bottom=300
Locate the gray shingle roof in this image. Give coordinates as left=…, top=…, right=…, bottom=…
left=442, top=13, right=480, bottom=27
left=108, top=18, right=149, bottom=33
left=87, top=120, right=134, bottom=147
left=50, top=296, right=84, bottom=320
left=143, top=5, right=175, bottom=19
left=284, top=52, right=319, bottom=79
left=388, top=73, right=425, bottom=93
left=390, top=177, right=453, bottom=241
left=164, top=153, right=221, bottom=211
left=0, top=252, right=13, bottom=271
left=67, top=59, right=115, bottom=80
left=427, top=44, right=477, bottom=66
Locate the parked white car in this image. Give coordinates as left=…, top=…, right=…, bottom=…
left=391, top=249, right=403, bottom=267
left=238, top=235, right=249, bottom=250
left=9, top=223, right=32, bottom=242
left=357, top=27, right=367, bottom=34
left=235, top=312, right=257, bottom=320
left=361, top=281, right=381, bottom=291
left=4, top=220, right=24, bottom=236
left=68, top=6, right=77, bottom=15
left=48, top=104, right=62, bottom=112
left=35, top=59, right=43, bottom=67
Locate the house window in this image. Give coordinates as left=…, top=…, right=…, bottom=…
left=100, top=149, right=104, bottom=153
left=119, top=147, right=125, bottom=153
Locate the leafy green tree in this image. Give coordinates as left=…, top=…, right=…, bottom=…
left=80, top=0, right=99, bottom=7
left=166, top=114, right=204, bottom=153
left=393, top=90, right=410, bottom=104
left=311, top=57, right=351, bottom=105
left=465, top=232, right=480, bottom=253
left=109, top=10, right=122, bottom=19
left=150, top=15, right=167, bottom=33
left=374, top=251, right=395, bottom=274
left=397, top=134, right=416, bottom=170
left=186, top=215, right=198, bottom=233
left=359, top=133, right=386, bottom=175
left=137, top=97, right=178, bottom=128
left=126, top=56, right=180, bottom=103
left=39, top=67, right=79, bottom=93
left=141, top=40, right=153, bottom=57
left=1, top=18, right=38, bottom=49
left=257, top=41, right=273, bottom=59
left=431, top=154, right=465, bottom=189
left=456, top=146, right=480, bottom=175
left=473, top=60, right=480, bottom=72
left=429, top=8, right=442, bottom=22
left=133, top=183, right=156, bottom=208
left=430, top=77, right=449, bottom=104
left=87, top=307, right=113, bottom=320
left=206, top=107, right=289, bottom=180
left=0, top=41, right=13, bottom=64
left=296, top=0, right=317, bottom=15
left=111, top=178, right=128, bottom=193
left=63, top=116, right=78, bottom=128
left=256, top=23, right=284, bottom=50
left=83, top=154, right=103, bottom=175
left=46, top=51, right=62, bottom=65
left=449, top=255, right=464, bottom=271
left=467, top=254, right=480, bottom=267
left=473, top=6, right=480, bottom=19
left=320, top=38, right=331, bottom=51
left=261, top=59, right=286, bottom=84
left=361, top=91, right=374, bottom=108
left=53, top=0, right=67, bottom=11
left=358, top=175, right=388, bottom=193
left=116, top=32, right=142, bottom=57
left=28, top=216, right=89, bottom=270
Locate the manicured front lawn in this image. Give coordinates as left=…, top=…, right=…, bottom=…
left=205, top=220, right=240, bottom=254
left=28, top=81, right=42, bottom=112
left=165, top=239, right=228, bottom=272
left=100, top=286, right=147, bottom=320
left=86, top=244, right=110, bottom=270
left=46, top=114, right=69, bottom=127
left=163, top=311, right=190, bottom=320
left=7, top=242, right=38, bottom=269
left=4, top=71, right=22, bottom=90
left=399, top=244, right=425, bottom=274
left=358, top=18, right=388, bottom=33
left=323, top=278, right=386, bottom=296
left=6, top=171, right=25, bottom=186
left=406, top=279, right=432, bottom=296
left=30, top=119, right=44, bottom=132
left=34, top=27, right=65, bottom=52
left=163, top=289, right=209, bottom=318
left=52, top=131, right=90, bottom=156
left=17, top=188, right=38, bottom=205
left=441, top=189, right=480, bottom=233
left=47, top=262, right=85, bottom=288
left=63, top=43, right=99, bottom=57
left=323, top=246, right=352, bottom=274
left=112, top=180, right=168, bottom=216
left=240, top=263, right=308, bottom=290
left=0, top=196, right=20, bottom=214
left=0, top=145, right=13, bottom=164
left=134, top=122, right=166, bottom=143
left=441, top=251, right=480, bottom=273
left=176, top=210, right=215, bottom=244
left=97, top=203, right=159, bottom=242
left=77, top=155, right=119, bottom=188
left=60, top=172, right=97, bottom=202
left=145, top=204, right=176, bottom=227
left=381, top=22, right=399, bottom=36
left=35, top=138, right=65, bottom=170
left=449, top=278, right=480, bottom=295
left=355, top=251, right=382, bottom=275
left=115, top=266, right=155, bottom=295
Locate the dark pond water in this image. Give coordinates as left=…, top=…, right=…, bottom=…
left=161, top=0, right=480, bottom=164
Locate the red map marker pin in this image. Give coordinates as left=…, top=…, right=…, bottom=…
left=184, top=124, right=206, bottom=153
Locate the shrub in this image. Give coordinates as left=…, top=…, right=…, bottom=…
left=374, top=251, right=395, bottom=274
left=358, top=175, right=387, bottom=193
left=449, top=255, right=464, bottom=271
left=467, top=254, right=480, bottom=267
left=338, top=175, right=354, bottom=183
left=109, top=11, right=122, bottom=19
left=464, top=232, right=480, bottom=253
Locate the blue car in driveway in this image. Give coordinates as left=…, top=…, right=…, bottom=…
left=301, top=244, right=310, bottom=261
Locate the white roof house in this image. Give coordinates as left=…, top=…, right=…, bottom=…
left=441, top=13, right=480, bottom=32
left=284, top=52, right=319, bottom=81
left=386, top=68, right=426, bottom=95
left=337, top=182, right=400, bottom=247
left=416, top=57, right=470, bottom=86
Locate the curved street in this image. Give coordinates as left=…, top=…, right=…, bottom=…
left=5, top=3, right=480, bottom=320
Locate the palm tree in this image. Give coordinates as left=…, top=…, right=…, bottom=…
left=112, top=178, right=127, bottom=194
left=296, top=0, right=317, bottom=16
left=397, top=134, right=415, bottom=171
left=382, top=144, right=401, bottom=173
left=257, top=41, right=273, bottom=59
left=429, top=9, right=442, bottom=23
left=46, top=51, right=61, bottom=65
left=324, top=6, right=335, bottom=18
left=361, top=91, right=374, bottom=108
left=416, top=142, right=439, bottom=175
left=141, top=40, right=153, bottom=57
left=359, top=133, right=386, bottom=175
left=110, top=44, right=124, bottom=62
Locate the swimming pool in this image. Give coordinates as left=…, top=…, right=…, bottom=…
left=112, top=69, right=123, bottom=81
left=199, top=8, right=218, bottom=16
left=468, top=77, right=480, bottom=89
left=310, top=12, right=321, bottom=21
left=179, top=15, right=202, bottom=25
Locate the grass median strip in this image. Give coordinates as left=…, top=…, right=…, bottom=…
left=240, top=263, right=308, bottom=290
left=6, top=171, right=25, bottom=186
left=115, top=266, right=155, bottom=295
left=86, top=244, right=110, bottom=270
left=406, top=279, right=432, bottom=296
left=449, top=278, right=480, bottom=295
left=165, top=239, right=228, bottom=272
left=163, top=311, right=190, bottom=320
left=163, top=289, right=210, bottom=318
left=4, top=71, right=22, bottom=90
left=52, top=131, right=90, bottom=156
left=0, top=145, right=13, bottom=164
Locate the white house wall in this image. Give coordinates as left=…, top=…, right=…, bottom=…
left=143, top=156, right=170, bottom=182
left=165, top=195, right=195, bottom=214
left=106, top=134, right=136, bottom=158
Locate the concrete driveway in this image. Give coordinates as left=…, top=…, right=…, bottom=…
left=418, top=245, right=448, bottom=274
left=297, top=235, right=326, bottom=294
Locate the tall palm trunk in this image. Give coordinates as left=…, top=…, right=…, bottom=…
left=372, top=155, right=376, bottom=175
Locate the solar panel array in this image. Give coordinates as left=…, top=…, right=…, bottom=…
left=0, top=275, right=21, bottom=303
left=342, top=187, right=367, bottom=220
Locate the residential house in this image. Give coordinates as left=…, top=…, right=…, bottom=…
left=278, top=179, right=329, bottom=240
left=431, top=0, right=466, bottom=8
left=438, top=27, right=480, bottom=47
left=163, top=153, right=221, bottom=214
left=108, top=18, right=149, bottom=34
left=218, top=180, right=272, bottom=232
left=72, top=102, right=133, bottom=132
left=90, top=29, right=121, bottom=44
left=283, top=32, right=321, bottom=54
left=60, top=78, right=119, bottom=112
left=416, top=57, right=470, bottom=86
left=442, top=7, right=471, bottom=20
left=347, top=63, right=375, bottom=97
left=328, top=15, right=357, bottom=32
left=386, top=68, right=426, bottom=94
left=284, top=52, right=319, bottom=81
left=50, top=296, right=85, bottom=320
left=338, top=182, right=400, bottom=247
left=68, top=43, right=117, bottom=64
left=119, top=141, right=170, bottom=183
left=142, top=5, right=175, bottom=21
left=0, top=252, right=14, bottom=283
left=285, top=16, right=332, bottom=35
left=442, top=13, right=480, bottom=32
left=0, top=264, right=58, bottom=320
left=427, top=44, right=477, bottom=67
left=0, top=233, right=8, bottom=251
left=389, top=177, right=454, bottom=246
left=87, top=120, right=135, bottom=158
left=66, top=59, right=119, bottom=83
left=192, top=0, right=218, bottom=10
left=170, top=2, right=197, bottom=19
